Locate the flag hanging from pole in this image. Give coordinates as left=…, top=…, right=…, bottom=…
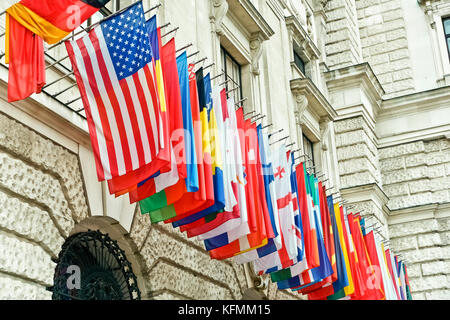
left=195, top=107, right=250, bottom=244
left=5, top=13, right=45, bottom=102
left=7, top=0, right=112, bottom=44
left=65, top=1, right=165, bottom=183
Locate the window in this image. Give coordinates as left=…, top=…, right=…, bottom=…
left=294, top=49, right=306, bottom=75
left=303, top=134, right=315, bottom=168
left=220, top=47, right=243, bottom=102
left=444, top=17, right=450, bottom=61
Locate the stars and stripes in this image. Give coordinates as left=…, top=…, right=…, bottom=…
left=66, top=2, right=162, bottom=181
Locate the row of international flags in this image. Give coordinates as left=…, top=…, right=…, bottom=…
left=4, top=1, right=413, bottom=300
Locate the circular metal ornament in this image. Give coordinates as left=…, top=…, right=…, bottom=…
left=50, top=230, right=141, bottom=300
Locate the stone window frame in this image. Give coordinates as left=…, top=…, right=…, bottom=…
left=420, top=1, right=450, bottom=81
left=220, top=46, right=244, bottom=102
left=210, top=0, right=274, bottom=113
left=443, top=17, right=450, bottom=61
left=285, top=15, right=320, bottom=83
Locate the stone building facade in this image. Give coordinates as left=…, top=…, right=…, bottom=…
left=0, top=0, right=448, bottom=300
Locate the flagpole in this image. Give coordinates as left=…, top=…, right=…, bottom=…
left=47, top=2, right=162, bottom=51
left=187, top=51, right=200, bottom=59
left=235, top=97, right=248, bottom=106
left=161, top=27, right=179, bottom=38
left=192, top=57, right=207, bottom=65
left=42, top=71, right=75, bottom=89
left=203, top=62, right=215, bottom=70
left=176, top=43, right=193, bottom=53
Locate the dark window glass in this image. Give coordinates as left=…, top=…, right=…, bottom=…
left=444, top=17, right=450, bottom=61
left=303, top=134, right=315, bottom=168
left=294, top=50, right=306, bottom=75
left=220, top=47, right=243, bottom=102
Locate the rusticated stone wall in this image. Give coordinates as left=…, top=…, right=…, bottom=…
left=380, top=138, right=450, bottom=300
left=0, top=110, right=301, bottom=300
left=355, top=0, right=414, bottom=98
left=325, top=0, right=415, bottom=98
left=389, top=216, right=450, bottom=300
left=0, top=112, right=87, bottom=299
left=334, top=116, right=381, bottom=189
left=380, top=139, right=450, bottom=210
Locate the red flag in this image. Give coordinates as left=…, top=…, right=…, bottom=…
left=348, top=213, right=384, bottom=300
left=208, top=114, right=268, bottom=259
left=296, top=163, right=319, bottom=269
left=180, top=90, right=239, bottom=236
left=303, top=183, right=336, bottom=297
left=364, top=230, right=386, bottom=299
left=157, top=64, right=215, bottom=217
left=6, top=13, right=45, bottom=102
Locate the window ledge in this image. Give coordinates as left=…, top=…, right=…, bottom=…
left=290, top=77, right=337, bottom=122
left=227, top=0, right=274, bottom=40
left=286, top=15, right=320, bottom=61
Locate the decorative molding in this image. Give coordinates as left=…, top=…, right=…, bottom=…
left=210, top=0, right=229, bottom=35
left=293, top=94, right=309, bottom=125
left=250, top=33, right=264, bottom=75
left=291, top=77, right=337, bottom=122
left=319, top=118, right=331, bottom=151
left=226, top=0, right=275, bottom=40
left=286, top=15, right=320, bottom=61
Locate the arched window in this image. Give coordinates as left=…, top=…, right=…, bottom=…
left=48, top=230, right=141, bottom=300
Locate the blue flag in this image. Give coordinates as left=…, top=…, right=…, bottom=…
left=171, top=72, right=225, bottom=227
left=176, top=52, right=198, bottom=192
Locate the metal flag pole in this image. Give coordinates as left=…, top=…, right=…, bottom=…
left=192, top=57, right=207, bottom=65
left=246, top=113, right=260, bottom=120
left=235, top=97, right=248, bottom=106
left=286, top=142, right=295, bottom=148
left=203, top=62, right=215, bottom=70
left=46, top=56, right=70, bottom=70
left=227, top=87, right=239, bottom=95
left=211, top=72, right=224, bottom=81
left=186, top=51, right=200, bottom=59
left=161, top=26, right=179, bottom=38
left=252, top=115, right=266, bottom=122
left=42, top=71, right=75, bottom=89
left=47, top=2, right=163, bottom=51
left=269, top=128, right=284, bottom=138
left=67, top=96, right=82, bottom=105
left=270, top=136, right=289, bottom=146
left=218, top=79, right=232, bottom=86
left=176, top=43, right=193, bottom=53
left=244, top=111, right=255, bottom=117
left=262, top=123, right=273, bottom=129
left=53, top=82, right=78, bottom=97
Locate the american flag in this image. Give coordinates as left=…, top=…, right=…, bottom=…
left=66, top=2, right=163, bottom=181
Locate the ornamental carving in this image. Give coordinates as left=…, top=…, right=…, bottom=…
left=250, top=34, right=264, bottom=75
left=210, top=0, right=229, bottom=35
left=294, top=94, right=309, bottom=125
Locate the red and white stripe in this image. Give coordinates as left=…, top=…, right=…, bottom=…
left=66, top=27, right=161, bottom=181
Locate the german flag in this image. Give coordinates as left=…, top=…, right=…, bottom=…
left=6, top=0, right=111, bottom=44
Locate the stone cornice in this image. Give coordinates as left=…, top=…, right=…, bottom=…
left=340, top=183, right=390, bottom=204
left=377, top=85, right=450, bottom=148
left=290, top=77, right=337, bottom=122
left=379, top=84, right=450, bottom=118
left=325, top=63, right=385, bottom=102
left=388, top=201, right=450, bottom=225
left=0, top=67, right=91, bottom=150
left=324, top=63, right=385, bottom=126
left=226, top=0, right=275, bottom=40
left=286, top=15, right=320, bottom=61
